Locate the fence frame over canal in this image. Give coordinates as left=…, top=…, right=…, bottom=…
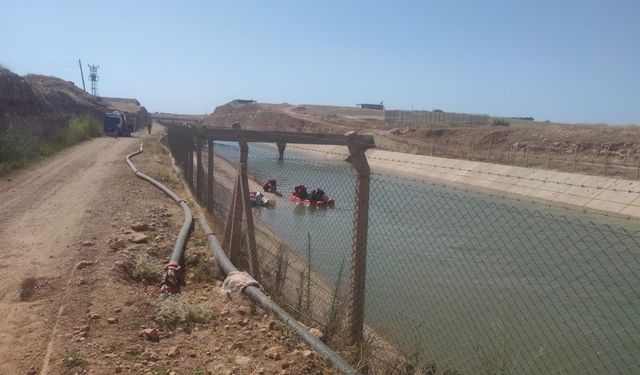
left=164, top=122, right=375, bottom=345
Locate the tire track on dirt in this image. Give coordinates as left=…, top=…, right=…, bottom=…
left=0, top=136, right=137, bottom=375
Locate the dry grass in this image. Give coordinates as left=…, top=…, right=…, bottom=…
left=133, top=252, right=162, bottom=282
left=153, top=295, right=213, bottom=331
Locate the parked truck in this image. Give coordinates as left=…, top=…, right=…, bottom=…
left=103, top=111, right=135, bottom=137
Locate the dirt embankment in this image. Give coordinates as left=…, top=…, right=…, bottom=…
left=0, top=68, right=105, bottom=138
left=0, top=68, right=150, bottom=139
left=203, top=101, right=640, bottom=166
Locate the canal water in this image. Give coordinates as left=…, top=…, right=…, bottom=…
left=214, top=142, right=640, bottom=374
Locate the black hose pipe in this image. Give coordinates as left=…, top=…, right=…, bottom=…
left=197, top=213, right=360, bottom=375
left=126, top=143, right=193, bottom=296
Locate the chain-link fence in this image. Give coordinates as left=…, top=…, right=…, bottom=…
left=165, top=124, right=640, bottom=374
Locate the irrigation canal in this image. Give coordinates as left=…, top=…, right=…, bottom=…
left=214, top=142, right=640, bottom=374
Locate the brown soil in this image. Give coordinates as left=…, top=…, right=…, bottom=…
left=0, top=127, right=334, bottom=375
left=0, top=68, right=150, bottom=140
left=200, top=102, right=640, bottom=174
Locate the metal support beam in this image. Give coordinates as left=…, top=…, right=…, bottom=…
left=192, top=127, right=375, bottom=148
left=345, top=131, right=371, bottom=345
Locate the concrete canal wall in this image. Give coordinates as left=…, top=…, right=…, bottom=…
left=282, top=144, right=640, bottom=221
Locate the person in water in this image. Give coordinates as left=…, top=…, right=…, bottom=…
left=310, top=188, right=326, bottom=202
left=263, top=179, right=277, bottom=193
left=294, top=184, right=309, bottom=200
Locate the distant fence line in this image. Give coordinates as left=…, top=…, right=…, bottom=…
left=385, top=110, right=491, bottom=127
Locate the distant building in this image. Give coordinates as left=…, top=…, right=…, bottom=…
left=356, top=103, right=385, bottom=110
left=232, top=99, right=256, bottom=104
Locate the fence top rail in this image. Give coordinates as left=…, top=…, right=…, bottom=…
left=166, top=123, right=376, bottom=148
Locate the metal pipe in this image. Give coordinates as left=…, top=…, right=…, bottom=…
left=126, top=143, right=193, bottom=296
left=197, top=213, right=359, bottom=375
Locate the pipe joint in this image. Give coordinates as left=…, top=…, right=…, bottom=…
left=160, top=262, right=181, bottom=295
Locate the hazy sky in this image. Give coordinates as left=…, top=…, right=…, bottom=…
left=2, top=0, right=639, bottom=124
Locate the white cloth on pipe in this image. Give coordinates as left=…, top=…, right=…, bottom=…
left=221, top=271, right=261, bottom=296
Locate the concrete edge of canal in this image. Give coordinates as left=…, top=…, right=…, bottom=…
left=275, top=143, right=640, bottom=221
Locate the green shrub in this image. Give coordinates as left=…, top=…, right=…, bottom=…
left=63, top=114, right=101, bottom=146
left=0, top=128, right=39, bottom=163
left=491, top=119, right=511, bottom=127
left=0, top=113, right=101, bottom=175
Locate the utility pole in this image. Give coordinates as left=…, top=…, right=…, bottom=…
left=78, top=59, right=86, bottom=92
left=88, top=64, right=99, bottom=96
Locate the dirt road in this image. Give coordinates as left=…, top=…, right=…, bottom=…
left=0, top=130, right=333, bottom=375
left=0, top=135, right=138, bottom=374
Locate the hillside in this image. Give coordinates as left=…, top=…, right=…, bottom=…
left=0, top=68, right=151, bottom=139
left=203, top=101, right=640, bottom=176
left=0, top=68, right=105, bottom=139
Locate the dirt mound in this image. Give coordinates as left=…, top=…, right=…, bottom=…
left=203, top=101, right=387, bottom=135
left=0, top=68, right=150, bottom=140
left=0, top=69, right=106, bottom=139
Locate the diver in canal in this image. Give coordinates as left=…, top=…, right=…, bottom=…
left=310, top=188, right=326, bottom=202
left=294, top=184, right=309, bottom=200
left=263, top=179, right=278, bottom=193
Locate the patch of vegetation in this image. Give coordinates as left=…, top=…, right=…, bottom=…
left=62, top=351, right=88, bottom=369
left=133, top=252, right=162, bottom=282
left=343, top=334, right=377, bottom=374
left=491, top=118, right=511, bottom=127
left=323, top=255, right=347, bottom=345
left=153, top=295, right=212, bottom=331
left=186, top=252, right=216, bottom=283
left=0, top=114, right=101, bottom=175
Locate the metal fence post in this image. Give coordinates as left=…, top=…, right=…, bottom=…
left=196, top=140, right=203, bottom=201
left=187, top=138, right=194, bottom=188
left=207, top=139, right=214, bottom=213
left=346, top=131, right=371, bottom=345
left=524, top=146, right=529, bottom=168
left=574, top=144, right=579, bottom=171
left=233, top=123, right=261, bottom=282
left=227, top=177, right=243, bottom=263
left=277, top=141, right=287, bottom=161
left=488, top=141, right=492, bottom=161
left=506, top=144, right=510, bottom=164
left=547, top=146, right=551, bottom=169
left=603, top=146, right=610, bottom=175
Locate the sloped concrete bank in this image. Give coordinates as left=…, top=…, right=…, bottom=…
left=282, top=144, right=640, bottom=220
